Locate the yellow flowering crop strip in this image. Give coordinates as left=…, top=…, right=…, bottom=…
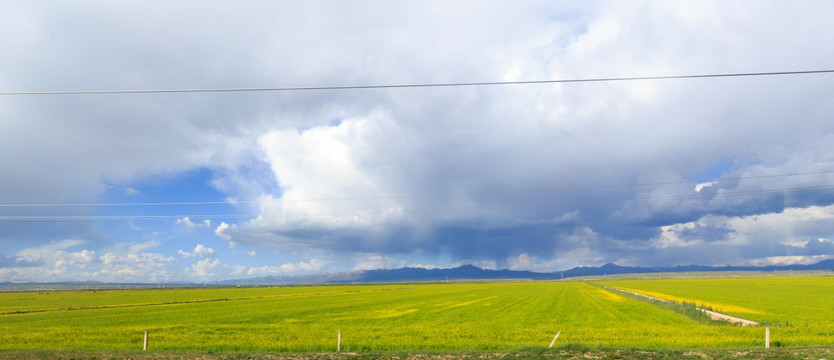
left=597, top=276, right=834, bottom=347
left=0, top=278, right=824, bottom=352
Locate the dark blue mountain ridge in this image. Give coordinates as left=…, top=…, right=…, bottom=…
left=9, top=260, right=832, bottom=287
left=350, top=259, right=834, bottom=283
left=357, top=264, right=556, bottom=283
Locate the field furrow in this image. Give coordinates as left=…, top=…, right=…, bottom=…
left=0, top=279, right=827, bottom=351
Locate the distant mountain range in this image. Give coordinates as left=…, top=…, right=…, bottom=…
left=218, top=259, right=834, bottom=285
left=4, top=260, right=832, bottom=288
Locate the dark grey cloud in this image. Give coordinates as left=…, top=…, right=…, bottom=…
left=4, top=1, right=834, bottom=278
left=220, top=1, right=834, bottom=269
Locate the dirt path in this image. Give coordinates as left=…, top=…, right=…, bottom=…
left=609, top=287, right=759, bottom=326
left=699, top=308, right=759, bottom=326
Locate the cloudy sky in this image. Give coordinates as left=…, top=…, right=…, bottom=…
left=2, top=0, right=834, bottom=283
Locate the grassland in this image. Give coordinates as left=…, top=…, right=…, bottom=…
left=0, top=278, right=831, bottom=354
left=598, top=276, right=834, bottom=347
left=3, top=347, right=834, bottom=360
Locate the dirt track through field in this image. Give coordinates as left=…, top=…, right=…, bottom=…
left=608, top=287, right=759, bottom=326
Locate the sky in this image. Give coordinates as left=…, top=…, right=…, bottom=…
left=2, top=0, right=834, bottom=283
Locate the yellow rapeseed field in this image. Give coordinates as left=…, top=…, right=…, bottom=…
left=1, top=278, right=829, bottom=352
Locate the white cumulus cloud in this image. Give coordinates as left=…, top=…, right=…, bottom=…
left=191, top=258, right=223, bottom=278
left=178, top=244, right=216, bottom=258
left=177, top=216, right=211, bottom=229
left=246, top=259, right=325, bottom=276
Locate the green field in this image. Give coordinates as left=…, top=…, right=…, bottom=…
left=598, top=276, right=834, bottom=347
left=0, top=277, right=831, bottom=353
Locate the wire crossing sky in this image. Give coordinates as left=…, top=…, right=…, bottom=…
left=2, top=184, right=834, bottom=221
left=2, top=69, right=833, bottom=96
left=0, top=169, right=832, bottom=212
left=2, top=1, right=834, bottom=283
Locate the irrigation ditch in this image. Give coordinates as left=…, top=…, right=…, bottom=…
left=596, top=284, right=760, bottom=326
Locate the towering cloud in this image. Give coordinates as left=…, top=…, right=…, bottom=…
left=2, top=1, right=834, bottom=281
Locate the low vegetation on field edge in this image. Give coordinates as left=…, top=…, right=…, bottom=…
left=591, top=283, right=727, bottom=326
left=2, top=346, right=834, bottom=360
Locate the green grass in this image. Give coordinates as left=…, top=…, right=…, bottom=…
left=3, top=347, right=834, bottom=360
left=0, top=286, right=338, bottom=314
left=597, top=276, right=834, bottom=347
left=0, top=279, right=829, bottom=352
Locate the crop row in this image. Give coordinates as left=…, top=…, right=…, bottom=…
left=598, top=276, right=834, bottom=347
left=0, top=279, right=824, bottom=351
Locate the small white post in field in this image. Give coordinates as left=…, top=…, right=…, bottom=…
left=143, top=331, right=148, bottom=351
left=765, top=327, right=770, bottom=349
left=549, top=331, right=561, bottom=348
left=337, top=329, right=341, bottom=352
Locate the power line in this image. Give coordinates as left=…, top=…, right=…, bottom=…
left=1, top=184, right=832, bottom=221
left=0, top=169, right=831, bottom=208
left=0, top=200, right=235, bottom=208
left=2, top=69, right=833, bottom=96
left=0, top=214, right=256, bottom=221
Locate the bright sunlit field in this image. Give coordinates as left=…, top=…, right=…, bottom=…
left=598, top=276, right=834, bottom=347
left=0, top=278, right=830, bottom=352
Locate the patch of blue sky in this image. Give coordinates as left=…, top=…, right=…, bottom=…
left=92, top=168, right=250, bottom=261
left=683, top=156, right=742, bottom=183
left=328, top=117, right=343, bottom=127
left=99, top=168, right=240, bottom=219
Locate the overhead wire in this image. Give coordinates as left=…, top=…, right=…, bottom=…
left=0, top=169, right=831, bottom=208
left=1, top=69, right=833, bottom=96
left=2, top=69, right=833, bottom=219
left=2, top=183, right=833, bottom=221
